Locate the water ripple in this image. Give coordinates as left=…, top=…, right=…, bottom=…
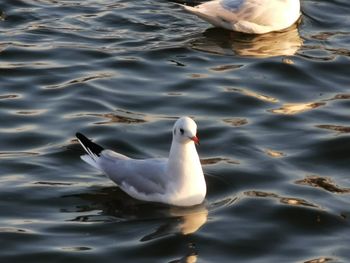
left=0, top=0, right=350, bottom=262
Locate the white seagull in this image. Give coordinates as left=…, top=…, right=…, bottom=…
left=76, top=117, right=206, bottom=207
left=181, top=0, right=301, bottom=34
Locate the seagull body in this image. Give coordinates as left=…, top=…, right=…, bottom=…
left=76, top=117, right=206, bottom=207
left=181, top=0, right=301, bottom=34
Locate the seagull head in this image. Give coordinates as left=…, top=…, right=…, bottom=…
left=172, top=116, right=199, bottom=145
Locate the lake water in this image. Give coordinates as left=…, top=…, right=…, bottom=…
left=0, top=0, right=349, bottom=262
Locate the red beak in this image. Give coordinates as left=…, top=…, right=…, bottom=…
left=191, top=135, right=200, bottom=145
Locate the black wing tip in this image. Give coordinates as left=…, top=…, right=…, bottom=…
left=76, top=132, right=85, bottom=140
left=75, top=132, right=104, bottom=156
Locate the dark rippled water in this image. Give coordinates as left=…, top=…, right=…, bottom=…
left=0, top=0, right=349, bottom=262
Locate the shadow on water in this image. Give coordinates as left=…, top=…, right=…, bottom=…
left=61, top=186, right=235, bottom=262
left=63, top=185, right=235, bottom=229
left=63, top=187, right=210, bottom=239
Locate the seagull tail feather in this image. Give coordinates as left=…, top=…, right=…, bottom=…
left=76, top=132, right=104, bottom=170
left=180, top=4, right=199, bottom=15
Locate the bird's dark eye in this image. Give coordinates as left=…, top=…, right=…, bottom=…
left=180, top=128, right=184, bottom=135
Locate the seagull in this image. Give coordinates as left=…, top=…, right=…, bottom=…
left=76, top=117, right=206, bottom=207
left=180, top=0, right=301, bottom=34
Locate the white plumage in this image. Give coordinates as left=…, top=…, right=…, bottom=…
left=181, top=0, right=301, bottom=34
left=76, top=117, right=206, bottom=207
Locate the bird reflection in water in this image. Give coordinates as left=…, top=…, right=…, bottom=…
left=190, top=24, right=302, bottom=58
left=65, top=187, right=209, bottom=262
left=141, top=204, right=208, bottom=241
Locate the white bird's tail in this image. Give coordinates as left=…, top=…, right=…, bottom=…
left=179, top=3, right=220, bottom=28
left=179, top=4, right=199, bottom=14
left=76, top=132, right=104, bottom=170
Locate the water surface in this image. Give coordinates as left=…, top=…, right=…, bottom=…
left=0, top=0, right=349, bottom=262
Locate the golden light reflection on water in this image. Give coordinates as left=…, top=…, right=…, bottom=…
left=303, top=257, right=333, bottom=263
left=88, top=113, right=146, bottom=125
left=296, top=175, right=350, bottom=194
left=170, top=206, right=208, bottom=235
left=244, top=191, right=319, bottom=208
left=269, top=102, right=325, bottom=115
left=268, top=92, right=350, bottom=116
left=210, top=64, right=243, bottom=72
left=264, top=149, right=285, bottom=158
left=223, top=118, right=248, bottom=127
left=282, top=57, right=294, bottom=65
left=279, top=198, right=317, bottom=207
left=225, top=87, right=279, bottom=103
left=189, top=73, right=209, bottom=79
left=69, top=109, right=148, bottom=124
left=184, top=254, right=198, bottom=263
left=139, top=204, right=208, bottom=244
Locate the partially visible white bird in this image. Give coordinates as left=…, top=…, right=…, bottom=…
left=76, top=117, right=206, bottom=207
left=180, top=0, right=301, bottom=34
